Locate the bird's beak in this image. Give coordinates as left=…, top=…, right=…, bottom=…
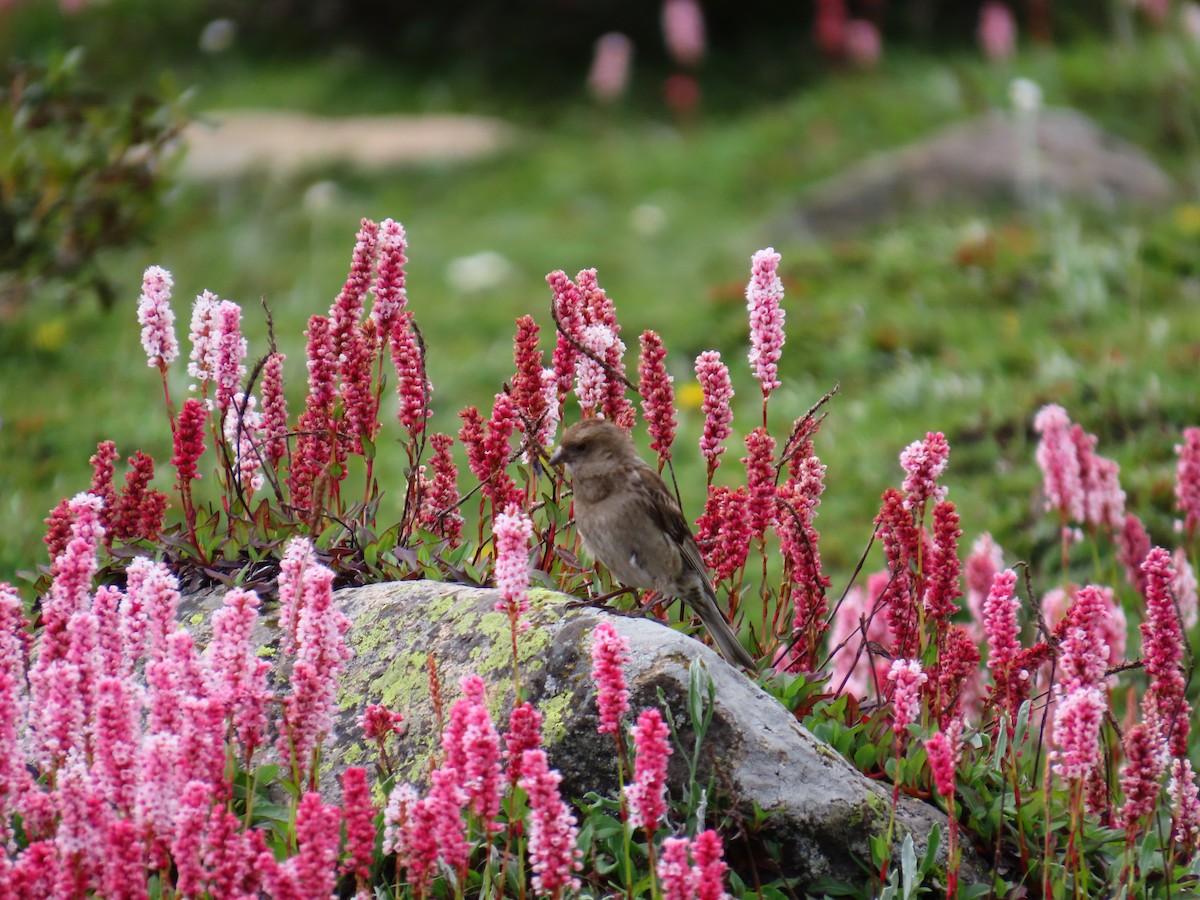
left=548, top=446, right=564, bottom=467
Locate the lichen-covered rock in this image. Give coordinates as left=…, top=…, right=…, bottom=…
left=316, top=580, right=981, bottom=890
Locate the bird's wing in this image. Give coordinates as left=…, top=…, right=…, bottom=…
left=628, top=463, right=711, bottom=584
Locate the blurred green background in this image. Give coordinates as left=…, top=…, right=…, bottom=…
left=3, top=0, right=1200, bottom=590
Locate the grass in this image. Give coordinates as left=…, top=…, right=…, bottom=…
left=3, top=28, right=1200, bottom=589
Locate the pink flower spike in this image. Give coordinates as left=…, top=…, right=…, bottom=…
left=1034, top=404, right=1084, bottom=523
left=172, top=398, right=208, bottom=490
left=186, top=290, right=221, bottom=388
left=922, top=501, right=963, bottom=620
left=925, top=726, right=960, bottom=798
left=638, top=330, right=677, bottom=467
left=504, top=701, right=544, bottom=784
left=137, top=265, right=178, bottom=369
left=1051, top=684, right=1106, bottom=782
left=695, top=350, right=734, bottom=479
left=214, top=300, right=248, bottom=413
left=1140, top=546, right=1190, bottom=756
left=575, top=323, right=616, bottom=417
left=886, top=658, right=928, bottom=734
left=746, top=247, right=786, bottom=396
left=341, top=767, right=377, bottom=886
left=1169, top=758, right=1200, bottom=854
left=1176, top=426, right=1200, bottom=543
left=658, top=837, right=696, bottom=900
left=662, top=0, right=706, bottom=66
left=418, top=432, right=463, bottom=546
left=978, top=1, right=1016, bottom=61
left=627, top=707, right=673, bottom=833
left=590, top=621, right=631, bottom=735
left=372, top=217, right=408, bottom=335
left=493, top=503, right=534, bottom=618
left=742, top=426, right=777, bottom=539
left=260, top=352, right=288, bottom=468
left=359, top=703, right=405, bottom=741
left=899, top=431, right=950, bottom=510
left=1119, top=721, right=1168, bottom=833
left=519, top=748, right=583, bottom=897
left=982, top=568, right=1022, bottom=717
left=691, top=829, right=730, bottom=900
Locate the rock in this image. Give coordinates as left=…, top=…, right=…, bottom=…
left=313, top=580, right=983, bottom=891
left=180, top=110, right=513, bottom=179
left=792, top=107, right=1172, bottom=237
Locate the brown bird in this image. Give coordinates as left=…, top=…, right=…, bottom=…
left=549, top=418, right=756, bottom=669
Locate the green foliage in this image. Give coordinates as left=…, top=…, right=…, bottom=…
left=0, top=48, right=187, bottom=311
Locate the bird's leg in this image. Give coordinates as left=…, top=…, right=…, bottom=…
left=564, top=586, right=639, bottom=611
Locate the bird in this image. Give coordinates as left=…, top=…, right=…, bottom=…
left=549, top=417, right=756, bottom=669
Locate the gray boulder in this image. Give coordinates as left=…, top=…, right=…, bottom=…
left=792, top=107, right=1172, bottom=237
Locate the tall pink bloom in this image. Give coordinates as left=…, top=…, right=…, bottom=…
left=964, top=532, right=1004, bottom=633
left=658, top=837, right=695, bottom=900
left=93, top=676, right=142, bottom=814
left=743, top=427, right=777, bottom=539
left=511, top=315, right=549, bottom=448
left=590, top=621, right=631, bottom=735
left=505, top=702, right=544, bottom=785
left=695, top=350, right=734, bottom=480
left=547, top=269, right=586, bottom=413
left=900, top=431, right=949, bottom=511
left=172, top=780, right=212, bottom=897
left=662, top=0, right=706, bottom=66
left=372, top=217, right=408, bottom=335
left=187, top=289, right=221, bottom=388
left=341, top=766, right=377, bottom=886
left=886, top=658, right=927, bottom=734
left=695, top=485, right=752, bottom=584
left=627, top=707, right=672, bottom=832
left=587, top=32, right=633, bottom=103
left=1119, top=721, right=1168, bottom=834
left=172, top=397, right=208, bottom=494
left=922, top=500, right=963, bottom=620
left=1141, top=546, right=1190, bottom=756
left=287, top=792, right=343, bottom=899
left=638, top=330, right=677, bottom=468
left=575, top=324, right=616, bottom=417
left=983, top=568, right=1023, bottom=719
left=1175, top=427, right=1200, bottom=543
left=260, top=351, right=288, bottom=468
left=137, top=265, right=178, bottom=369
left=1034, top=404, right=1084, bottom=523
left=390, top=311, right=430, bottom=442
left=875, top=488, right=919, bottom=659
left=925, top=725, right=960, bottom=798
left=0, top=583, right=29, bottom=847
left=213, top=300, right=247, bottom=414
left=691, top=829, right=729, bottom=900
left=978, top=1, right=1016, bottom=60
left=493, top=503, right=533, bottom=619
left=1118, top=513, right=1152, bottom=595
left=276, top=546, right=352, bottom=786
left=1051, top=685, right=1106, bottom=781
left=418, top=432, right=463, bottom=546
left=746, top=247, right=786, bottom=398
left=520, top=749, right=583, bottom=897
left=1169, top=758, right=1200, bottom=854
left=203, top=587, right=270, bottom=758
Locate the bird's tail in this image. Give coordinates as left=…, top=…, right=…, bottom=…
left=689, top=587, right=756, bottom=669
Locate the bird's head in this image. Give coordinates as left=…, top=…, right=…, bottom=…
left=549, top=417, right=636, bottom=477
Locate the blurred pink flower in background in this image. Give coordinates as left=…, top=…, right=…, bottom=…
left=978, top=2, right=1017, bottom=61
left=843, top=20, right=882, bottom=69
left=588, top=33, right=634, bottom=104
left=662, top=0, right=707, bottom=67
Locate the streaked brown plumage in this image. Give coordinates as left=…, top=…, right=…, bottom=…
left=549, top=418, right=755, bottom=669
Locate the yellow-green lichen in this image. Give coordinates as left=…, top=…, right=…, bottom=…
left=189, top=612, right=204, bottom=627
left=538, top=690, right=575, bottom=746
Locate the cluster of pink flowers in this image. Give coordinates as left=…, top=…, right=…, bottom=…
left=459, top=392, right=522, bottom=513
left=982, top=568, right=1025, bottom=720
left=639, top=329, right=677, bottom=468
left=1176, top=426, right=1200, bottom=543
left=547, top=267, right=635, bottom=428
left=899, top=431, right=950, bottom=511
left=519, top=749, right=584, bottom=897
left=746, top=247, right=786, bottom=399
left=627, top=707, right=673, bottom=832
left=657, top=829, right=729, bottom=900
left=886, top=658, right=927, bottom=734
left=417, top=431, right=463, bottom=545
left=591, top=621, right=631, bottom=736
left=494, top=503, right=534, bottom=621
left=693, top=350, right=734, bottom=480
left=1034, top=405, right=1127, bottom=536
left=137, top=265, right=178, bottom=371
